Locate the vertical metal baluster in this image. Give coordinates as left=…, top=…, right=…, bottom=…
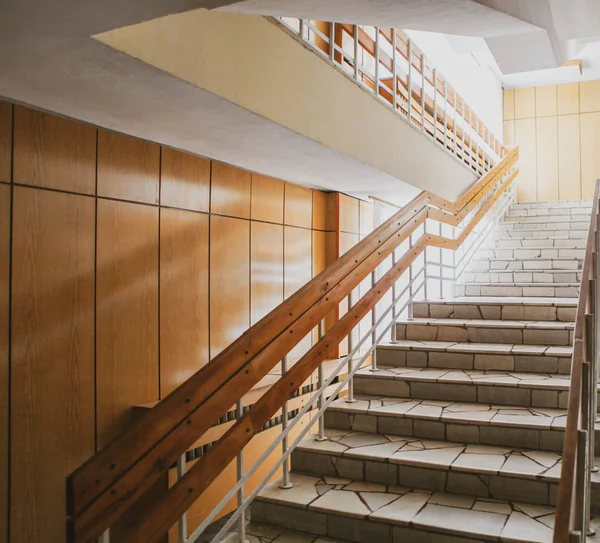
left=329, top=22, right=335, bottom=62
left=391, top=248, right=398, bottom=343
left=444, top=80, right=448, bottom=150
left=575, top=429, right=588, bottom=537
left=407, top=39, right=413, bottom=124
left=279, top=356, right=294, bottom=487
left=99, top=529, right=110, bottom=543
left=408, top=234, right=414, bottom=319
left=299, top=19, right=305, bottom=39
left=375, top=27, right=380, bottom=101
left=438, top=220, right=443, bottom=299
left=371, top=269, right=378, bottom=372
left=236, top=399, right=247, bottom=542
left=346, top=291, right=357, bottom=403
left=421, top=55, right=426, bottom=133
left=353, top=25, right=359, bottom=81
left=316, top=322, right=327, bottom=442
left=452, top=225, right=457, bottom=298
left=177, top=455, right=188, bottom=543
left=392, top=30, right=397, bottom=113
left=433, top=69, right=438, bottom=145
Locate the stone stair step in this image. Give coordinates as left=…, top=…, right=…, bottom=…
left=478, top=247, right=585, bottom=259
left=495, top=229, right=588, bottom=240
left=291, top=430, right=600, bottom=513
left=491, top=238, right=587, bottom=249
left=502, top=214, right=591, bottom=223
left=455, top=283, right=579, bottom=298
left=469, top=258, right=582, bottom=271
left=394, top=319, right=574, bottom=347
left=412, top=298, right=577, bottom=322
left=353, top=367, right=572, bottom=408
left=460, top=271, right=582, bottom=284
left=498, top=221, right=590, bottom=230
left=507, top=208, right=592, bottom=218
left=512, top=200, right=590, bottom=209
left=323, top=395, right=598, bottom=454
left=253, top=473, right=559, bottom=543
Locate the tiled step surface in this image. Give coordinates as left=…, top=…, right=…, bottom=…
left=470, top=259, right=582, bottom=271
left=455, top=283, right=579, bottom=298
left=496, top=229, right=587, bottom=240
left=477, top=247, right=585, bottom=259
left=491, top=238, right=587, bottom=249
left=503, top=213, right=591, bottom=223
left=253, top=473, right=558, bottom=543
left=460, top=270, right=583, bottom=284
left=498, top=221, right=590, bottom=230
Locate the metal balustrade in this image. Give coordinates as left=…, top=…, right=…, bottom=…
left=273, top=18, right=507, bottom=178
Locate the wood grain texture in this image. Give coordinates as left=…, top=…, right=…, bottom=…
left=0, top=185, right=9, bottom=542
left=359, top=200, right=374, bottom=236
left=284, top=182, right=312, bottom=229
left=558, top=82, right=580, bottom=115
left=503, top=89, right=515, bottom=121
left=251, top=173, right=284, bottom=224
left=514, top=87, right=536, bottom=119
left=312, top=230, right=327, bottom=277
left=13, top=106, right=96, bottom=194
left=514, top=118, right=537, bottom=201
left=580, top=80, right=600, bottom=114
left=580, top=112, right=600, bottom=199
left=96, top=199, right=159, bottom=447
left=503, top=120, right=515, bottom=148
left=535, top=116, right=559, bottom=201
left=97, top=130, right=160, bottom=204
left=211, top=162, right=251, bottom=219
left=312, top=190, right=328, bottom=231
left=251, top=222, right=283, bottom=326
left=339, top=194, right=360, bottom=234
left=160, top=147, right=210, bottom=212
left=535, top=85, right=557, bottom=117
left=558, top=114, right=581, bottom=200
left=11, top=187, right=95, bottom=543
left=0, top=101, right=12, bottom=183
left=210, top=215, right=250, bottom=358
left=160, top=208, right=209, bottom=398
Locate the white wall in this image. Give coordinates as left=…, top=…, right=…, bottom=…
left=407, top=30, right=505, bottom=140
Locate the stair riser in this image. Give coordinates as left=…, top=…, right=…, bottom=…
left=497, top=230, right=588, bottom=240
left=354, top=376, right=570, bottom=409
left=291, top=450, right=600, bottom=514
left=491, top=239, right=587, bottom=249
left=252, top=501, right=493, bottom=543
left=469, top=259, right=581, bottom=271
left=460, top=271, right=582, bottom=284
left=503, top=214, right=591, bottom=223
left=455, top=284, right=579, bottom=298
left=412, top=302, right=576, bottom=322
left=498, top=221, right=590, bottom=230
left=378, top=346, right=571, bottom=374
left=512, top=201, right=590, bottom=209
left=324, top=410, right=600, bottom=455
left=395, top=322, right=574, bottom=346
left=507, top=209, right=592, bottom=218
left=478, top=248, right=585, bottom=259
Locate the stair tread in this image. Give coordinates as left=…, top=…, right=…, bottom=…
left=396, top=318, right=575, bottom=330
left=327, top=394, right=568, bottom=430
left=257, top=473, right=557, bottom=542
left=421, top=297, right=577, bottom=306
left=378, top=340, right=572, bottom=356
left=458, top=282, right=579, bottom=287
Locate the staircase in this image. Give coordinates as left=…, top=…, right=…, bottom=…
left=248, top=200, right=599, bottom=543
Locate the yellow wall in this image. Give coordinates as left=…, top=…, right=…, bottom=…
left=503, top=81, right=600, bottom=201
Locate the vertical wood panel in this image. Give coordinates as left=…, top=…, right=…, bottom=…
left=251, top=174, right=284, bottom=224
left=0, top=185, right=9, bottom=542
left=558, top=114, right=581, bottom=200
left=339, top=194, right=360, bottom=234
left=210, top=215, right=250, bottom=358
left=312, top=190, right=328, bottom=231
left=503, top=89, right=515, bottom=121
left=96, top=199, right=159, bottom=447
left=312, top=230, right=327, bottom=277
left=11, top=187, right=95, bottom=543
left=211, top=162, right=251, bottom=219
left=514, top=88, right=536, bottom=119
left=160, top=208, right=209, bottom=398
left=535, top=116, right=559, bottom=201
left=535, top=85, right=557, bottom=117
left=251, top=222, right=283, bottom=325
left=580, top=80, right=600, bottom=114
left=13, top=106, right=96, bottom=194
left=580, top=112, right=600, bottom=199
left=514, top=118, right=537, bottom=201
left=284, top=183, right=312, bottom=229
left=160, top=147, right=210, bottom=212
left=359, top=200, right=374, bottom=236
left=558, top=82, right=580, bottom=115
left=503, top=120, right=515, bottom=148
left=97, top=130, right=160, bottom=204
left=0, top=101, right=12, bottom=183
left=285, top=226, right=312, bottom=364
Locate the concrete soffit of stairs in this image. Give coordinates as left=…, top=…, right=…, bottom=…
left=93, top=9, right=478, bottom=202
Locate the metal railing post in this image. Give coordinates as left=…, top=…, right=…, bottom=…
left=444, top=80, right=448, bottom=150
left=280, top=356, right=294, bottom=487
left=236, top=399, right=247, bottom=542
left=433, top=68, right=438, bottom=143
left=407, top=39, right=413, bottom=124
left=316, top=322, right=327, bottom=442
left=408, top=234, right=414, bottom=319
left=392, top=30, right=397, bottom=112
left=177, top=455, right=188, bottom=543
left=375, top=27, right=380, bottom=99
left=421, top=56, right=426, bottom=132
left=439, top=220, right=443, bottom=298
left=574, top=428, right=588, bottom=537
left=299, top=19, right=305, bottom=39
left=346, top=291, right=357, bottom=403
left=353, top=25, right=359, bottom=80
left=371, top=269, right=378, bottom=372
left=329, top=22, right=335, bottom=62
left=391, top=249, right=398, bottom=343
left=98, top=529, right=110, bottom=543
left=453, top=93, right=458, bottom=154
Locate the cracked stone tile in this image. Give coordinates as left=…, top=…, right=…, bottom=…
left=370, top=400, right=421, bottom=415
left=323, top=475, right=352, bottom=485
left=473, top=499, right=513, bottom=515
left=391, top=446, right=464, bottom=468
left=260, top=474, right=322, bottom=506
left=500, top=454, right=549, bottom=477
left=343, top=481, right=387, bottom=492
left=344, top=441, right=406, bottom=460
left=491, top=414, right=553, bottom=429
left=429, top=491, right=475, bottom=509
left=452, top=453, right=506, bottom=474
left=523, top=450, right=561, bottom=469
left=405, top=404, right=444, bottom=418
left=310, top=490, right=370, bottom=518
left=338, top=433, right=389, bottom=448
left=465, top=444, right=513, bottom=454
left=359, top=491, right=399, bottom=512
left=271, top=532, right=316, bottom=543
left=502, top=511, right=553, bottom=543
left=315, top=483, right=335, bottom=496
left=370, top=491, right=430, bottom=525
left=442, top=409, right=497, bottom=423
left=444, top=403, right=493, bottom=413
left=514, top=503, right=556, bottom=518
left=301, top=437, right=349, bottom=455
left=537, top=513, right=555, bottom=529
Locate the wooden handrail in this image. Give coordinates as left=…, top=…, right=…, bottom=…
left=66, top=149, right=518, bottom=543
left=553, top=180, right=600, bottom=542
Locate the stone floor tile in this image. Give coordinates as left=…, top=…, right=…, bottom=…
left=513, top=503, right=556, bottom=519
left=369, top=491, right=430, bottom=525
left=271, top=531, right=317, bottom=543
left=338, top=433, right=389, bottom=448
left=391, top=446, right=464, bottom=468
left=261, top=474, right=323, bottom=506
left=429, top=491, right=475, bottom=509
left=343, top=480, right=386, bottom=492
left=309, top=490, right=370, bottom=518
left=451, top=452, right=506, bottom=474
left=473, top=499, right=513, bottom=515
left=500, top=454, right=548, bottom=478
left=360, top=491, right=398, bottom=512
left=344, top=441, right=405, bottom=460
left=501, top=511, right=553, bottom=543
left=522, top=450, right=561, bottom=469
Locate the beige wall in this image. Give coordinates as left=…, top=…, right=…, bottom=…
left=503, top=80, right=600, bottom=201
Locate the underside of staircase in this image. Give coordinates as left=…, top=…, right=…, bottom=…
left=244, top=200, right=596, bottom=543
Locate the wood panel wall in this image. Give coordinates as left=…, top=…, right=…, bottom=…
left=504, top=80, right=600, bottom=201
left=0, top=100, right=371, bottom=543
